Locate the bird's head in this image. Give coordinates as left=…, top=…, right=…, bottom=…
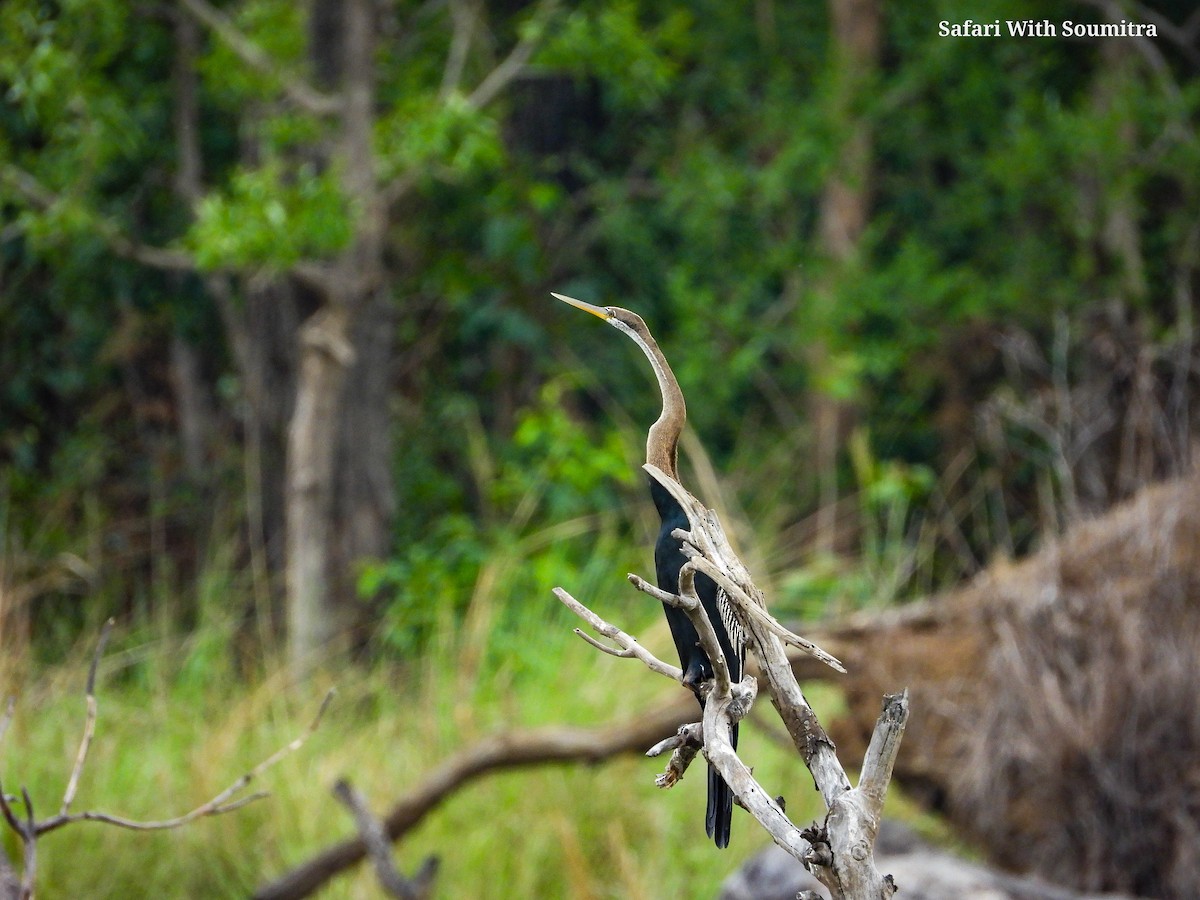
left=552, top=293, right=651, bottom=344
left=552, top=291, right=683, bottom=476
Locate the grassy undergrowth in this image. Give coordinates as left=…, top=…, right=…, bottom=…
left=1, top=435, right=944, bottom=897
left=0, top=588, right=866, bottom=897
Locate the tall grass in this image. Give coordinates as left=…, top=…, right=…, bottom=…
left=0, top=528, right=852, bottom=898
left=0, top=385, right=950, bottom=897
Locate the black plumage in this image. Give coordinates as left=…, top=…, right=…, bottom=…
left=651, top=477, right=743, bottom=848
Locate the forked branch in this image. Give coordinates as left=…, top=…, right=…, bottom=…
left=332, top=779, right=438, bottom=900
left=557, top=465, right=909, bottom=899
left=0, top=624, right=333, bottom=895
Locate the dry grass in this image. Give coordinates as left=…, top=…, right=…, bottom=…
left=821, top=471, right=1200, bottom=898
left=950, top=473, right=1200, bottom=897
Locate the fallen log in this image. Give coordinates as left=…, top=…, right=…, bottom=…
left=794, top=471, right=1200, bottom=898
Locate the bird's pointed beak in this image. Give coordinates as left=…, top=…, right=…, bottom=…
left=552, top=292, right=611, bottom=321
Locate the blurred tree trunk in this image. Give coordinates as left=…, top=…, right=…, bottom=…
left=174, top=0, right=393, bottom=665
left=172, top=12, right=297, bottom=615
left=166, top=0, right=539, bottom=668
left=334, top=292, right=396, bottom=610
left=167, top=14, right=216, bottom=489
left=810, top=0, right=880, bottom=555
left=287, top=0, right=390, bottom=668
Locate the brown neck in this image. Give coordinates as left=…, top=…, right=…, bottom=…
left=620, top=324, right=685, bottom=480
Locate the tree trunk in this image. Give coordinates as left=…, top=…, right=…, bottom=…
left=286, top=0, right=385, bottom=668
left=334, top=292, right=396, bottom=615
left=168, top=334, right=214, bottom=483
left=287, top=303, right=356, bottom=665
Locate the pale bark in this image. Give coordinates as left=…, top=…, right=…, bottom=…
left=560, top=465, right=905, bottom=900
left=287, top=304, right=356, bottom=664
left=178, top=0, right=548, bottom=666
left=286, top=0, right=385, bottom=668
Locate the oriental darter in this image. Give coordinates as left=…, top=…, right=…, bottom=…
left=554, top=292, right=746, bottom=849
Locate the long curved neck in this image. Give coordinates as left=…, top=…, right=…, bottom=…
left=618, top=323, right=685, bottom=480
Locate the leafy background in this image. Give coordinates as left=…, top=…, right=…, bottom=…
left=1, top=0, right=1198, bottom=895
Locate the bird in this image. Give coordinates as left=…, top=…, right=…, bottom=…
left=554, top=292, right=745, bottom=849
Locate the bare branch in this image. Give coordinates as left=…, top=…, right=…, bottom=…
left=627, top=573, right=698, bottom=611
left=645, top=722, right=702, bottom=758
left=648, top=722, right=703, bottom=789
left=0, top=622, right=334, bottom=898
left=178, top=0, right=339, bottom=115
left=18, top=790, right=34, bottom=900
left=0, top=787, right=24, bottom=851
left=253, top=698, right=697, bottom=900
left=699, top=683, right=812, bottom=861
left=857, top=690, right=910, bottom=815
left=439, top=0, right=479, bottom=100
left=36, top=688, right=335, bottom=837
left=552, top=587, right=683, bottom=681
left=464, top=0, right=558, bottom=110
left=333, top=780, right=438, bottom=900
left=676, top=560, right=734, bottom=697
left=61, top=618, right=114, bottom=817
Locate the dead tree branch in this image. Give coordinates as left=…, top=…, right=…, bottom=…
left=332, top=779, right=438, bottom=900
left=0, top=625, right=332, bottom=895
left=253, top=698, right=696, bottom=900
left=59, top=618, right=114, bottom=818
left=557, top=464, right=909, bottom=899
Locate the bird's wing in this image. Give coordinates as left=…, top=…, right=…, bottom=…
left=716, top=586, right=747, bottom=681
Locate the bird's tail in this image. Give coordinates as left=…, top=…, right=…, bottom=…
left=705, top=721, right=738, bottom=849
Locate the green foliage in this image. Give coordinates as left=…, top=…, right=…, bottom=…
left=4, top=0, right=1200, bottom=767
left=187, top=160, right=353, bottom=270
left=376, top=91, right=506, bottom=184
left=775, top=429, right=934, bottom=617
left=359, top=512, right=489, bottom=654
left=3, top=2, right=1200, bottom=891
left=495, top=378, right=633, bottom=521
left=539, top=2, right=693, bottom=109
left=363, top=377, right=636, bottom=655
left=195, top=0, right=308, bottom=108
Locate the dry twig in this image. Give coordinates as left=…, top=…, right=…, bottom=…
left=0, top=624, right=333, bottom=896
left=332, top=779, right=438, bottom=900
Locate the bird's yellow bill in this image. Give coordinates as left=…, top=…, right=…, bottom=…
left=552, top=292, right=610, bottom=321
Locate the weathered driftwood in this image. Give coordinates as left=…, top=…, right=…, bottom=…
left=557, top=463, right=909, bottom=900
